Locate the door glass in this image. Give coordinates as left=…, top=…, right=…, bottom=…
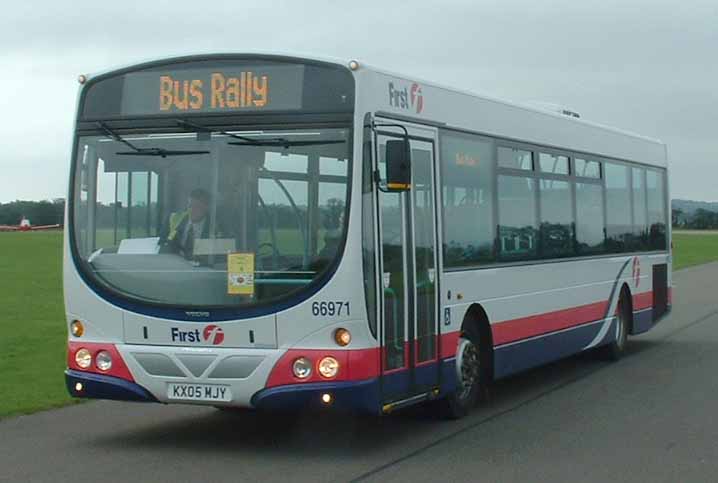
left=378, top=141, right=406, bottom=371
left=412, top=142, right=437, bottom=363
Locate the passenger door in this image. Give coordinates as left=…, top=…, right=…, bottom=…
left=373, top=120, right=441, bottom=408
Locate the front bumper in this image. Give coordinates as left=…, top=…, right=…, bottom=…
left=65, top=370, right=157, bottom=403
left=65, top=368, right=382, bottom=414
left=251, top=378, right=381, bottom=414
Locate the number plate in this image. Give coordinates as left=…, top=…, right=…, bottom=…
left=167, top=383, right=231, bottom=402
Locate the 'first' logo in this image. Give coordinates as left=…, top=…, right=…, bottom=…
left=389, top=82, right=424, bottom=114
left=203, top=325, right=225, bottom=345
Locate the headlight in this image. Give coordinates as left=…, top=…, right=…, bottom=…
left=75, top=348, right=92, bottom=369
left=334, top=328, right=351, bottom=347
left=292, top=357, right=312, bottom=379
left=318, top=356, right=339, bottom=378
left=95, top=350, right=113, bottom=371
left=70, top=320, right=84, bottom=337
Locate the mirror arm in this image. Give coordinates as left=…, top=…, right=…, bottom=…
left=371, top=122, right=410, bottom=140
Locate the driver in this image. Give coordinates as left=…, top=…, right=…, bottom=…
left=164, top=188, right=212, bottom=258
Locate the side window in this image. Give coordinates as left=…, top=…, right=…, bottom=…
left=498, top=175, right=538, bottom=260
left=538, top=153, right=569, bottom=175
left=575, top=158, right=601, bottom=178
left=539, top=178, right=573, bottom=258
left=575, top=181, right=605, bottom=254
left=604, top=163, right=632, bottom=252
left=647, top=169, right=667, bottom=250
left=498, top=146, right=532, bottom=170
left=440, top=131, right=495, bottom=268
left=631, top=167, right=648, bottom=251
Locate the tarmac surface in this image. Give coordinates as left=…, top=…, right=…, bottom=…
left=2, top=263, right=718, bottom=482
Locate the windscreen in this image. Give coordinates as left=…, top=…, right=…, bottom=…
left=72, top=127, right=351, bottom=307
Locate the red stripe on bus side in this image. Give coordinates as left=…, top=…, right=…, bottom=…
left=440, top=331, right=461, bottom=359
left=491, top=301, right=608, bottom=346
left=633, top=291, right=653, bottom=311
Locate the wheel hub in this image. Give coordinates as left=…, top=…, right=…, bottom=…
left=455, top=338, right=480, bottom=401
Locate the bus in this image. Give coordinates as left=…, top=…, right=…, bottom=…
left=65, top=53, right=671, bottom=418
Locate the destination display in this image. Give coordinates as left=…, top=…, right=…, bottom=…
left=121, top=65, right=304, bottom=115
left=79, top=58, right=355, bottom=120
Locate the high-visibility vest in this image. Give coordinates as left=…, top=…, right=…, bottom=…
left=168, top=210, right=190, bottom=241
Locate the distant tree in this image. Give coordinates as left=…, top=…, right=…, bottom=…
left=672, top=208, right=684, bottom=227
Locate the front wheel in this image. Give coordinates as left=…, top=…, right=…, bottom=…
left=440, top=332, right=482, bottom=419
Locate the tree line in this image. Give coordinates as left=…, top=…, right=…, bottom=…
left=673, top=208, right=718, bottom=229
left=0, top=199, right=65, bottom=226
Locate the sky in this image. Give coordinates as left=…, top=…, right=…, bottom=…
left=0, top=0, right=716, bottom=202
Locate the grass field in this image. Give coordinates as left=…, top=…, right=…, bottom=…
left=672, top=232, right=718, bottom=270
left=0, top=231, right=78, bottom=418
left=1, top=229, right=717, bottom=419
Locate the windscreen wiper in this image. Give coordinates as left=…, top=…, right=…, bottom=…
left=176, top=119, right=345, bottom=149
left=96, top=121, right=210, bottom=158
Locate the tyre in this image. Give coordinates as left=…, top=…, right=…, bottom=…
left=598, top=291, right=630, bottom=361
left=440, top=327, right=482, bottom=419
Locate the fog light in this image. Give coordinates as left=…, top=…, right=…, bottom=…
left=318, top=356, right=339, bottom=379
left=75, top=348, right=92, bottom=369
left=95, top=350, right=113, bottom=371
left=70, top=320, right=84, bottom=337
left=334, top=328, right=351, bottom=346
left=321, top=393, right=333, bottom=404
left=75, top=382, right=83, bottom=392
left=292, top=357, right=312, bottom=379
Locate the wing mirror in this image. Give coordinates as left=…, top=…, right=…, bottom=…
left=384, top=139, right=411, bottom=192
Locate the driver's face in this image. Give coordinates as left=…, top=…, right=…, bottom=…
left=189, top=197, right=208, bottom=222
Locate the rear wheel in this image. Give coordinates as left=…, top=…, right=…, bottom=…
left=599, top=292, right=630, bottom=361
left=440, top=329, right=482, bottom=419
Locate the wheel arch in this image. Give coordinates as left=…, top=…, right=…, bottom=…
left=460, top=303, right=494, bottom=382
left=620, top=282, right=635, bottom=334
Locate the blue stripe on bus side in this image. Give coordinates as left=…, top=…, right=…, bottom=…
left=493, top=306, right=655, bottom=379
left=631, top=308, right=654, bottom=335
left=493, top=319, right=608, bottom=378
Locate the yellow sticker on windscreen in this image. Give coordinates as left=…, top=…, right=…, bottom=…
left=227, top=252, right=255, bottom=295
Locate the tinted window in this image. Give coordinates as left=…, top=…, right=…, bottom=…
left=539, top=179, right=573, bottom=257
left=576, top=182, right=605, bottom=254
left=605, top=163, right=631, bottom=252
left=575, top=158, right=601, bottom=178
left=441, top=132, right=495, bottom=267
left=647, top=169, right=667, bottom=250
left=539, top=153, right=569, bottom=175
left=498, top=146, right=532, bottom=170
left=498, top=175, right=537, bottom=260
